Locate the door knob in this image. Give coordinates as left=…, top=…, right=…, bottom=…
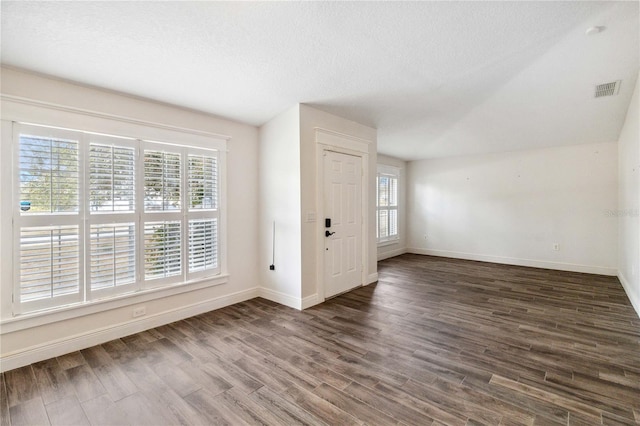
left=325, top=230, right=335, bottom=237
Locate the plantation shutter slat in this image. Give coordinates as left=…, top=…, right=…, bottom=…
left=144, top=221, right=182, bottom=280
left=90, top=144, right=135, bottom=212
left=389, top=209, right=398, bottom=236
left=389, top=176, right=398, bottom=207
left=19, top=226, right=80, bottom=302
left=189, top=219, right=218, bottom=273
left=188, top=155, right=218, bottom=210
left=379, top=209, right=389, bottom=239
left=144, top=150, right=181, bottom=211
left=90, top=224, right=136, bottom=291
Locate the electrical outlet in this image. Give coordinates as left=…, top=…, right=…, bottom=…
left=133, top=306, right=146, bottom=318
left=424, top=234, right=428, bottom=240
left=553, top=243, right=560, bottom=251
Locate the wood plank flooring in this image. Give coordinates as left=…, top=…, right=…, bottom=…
left=1, top=254, right=639, bottom=425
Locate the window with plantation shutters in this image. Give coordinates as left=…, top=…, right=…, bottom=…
left=376, top=166, right=400, bottom=244
left=140, top=145, right=221, bottom=283
left=11, top=122, right=224, bottom=315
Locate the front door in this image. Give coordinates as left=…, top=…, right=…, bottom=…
left=323, top=150, right=362, bottom=298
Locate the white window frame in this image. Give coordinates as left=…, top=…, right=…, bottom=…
left=376, top=164, right=400, bottom=245
left=3, top=102, right=228, bottom=319
left=185, top=148, right=221, bottom=281
left=141, top=141, right=185, bottom=288
left=13, top=124, right=86, bottom=313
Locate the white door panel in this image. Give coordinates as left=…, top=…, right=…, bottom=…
left=324, top=151, right=362, bottom=298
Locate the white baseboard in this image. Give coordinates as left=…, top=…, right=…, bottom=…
left=618, top=271, right=640, bottom=319
left=366, top=273, right=379, bottom=285
left=301, top=293, right=321, bottom=309
left=377, top=247, right=408, bottom=261
left=408, top=248, right=618, bottom=276
left=258, top=287, right=302, bottom=310
left=0, top=287, right=259, bottom=373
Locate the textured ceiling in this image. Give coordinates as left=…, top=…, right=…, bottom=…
left=1, top=1, right=638, bottom=160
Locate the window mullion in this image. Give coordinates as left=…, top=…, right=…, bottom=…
left=386, top=174, right=391, bottom=238
left=136, top=141, right=144, bottom=289
left=375, top=173, right=379, bottom=240
left=386, top=176, right=392, bottom=240
left=182, top=147, right=188, bottom=282
left=81, top=132, right=90, bottom=302
left=49, top=139, right=53, bottom=212
left=111, top=146, right=115, bottom=211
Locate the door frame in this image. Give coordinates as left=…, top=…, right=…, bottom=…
left=315, top=128, right=371, bottom=303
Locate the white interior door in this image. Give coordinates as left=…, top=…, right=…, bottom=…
left=323, top=150, right=362, bottom=298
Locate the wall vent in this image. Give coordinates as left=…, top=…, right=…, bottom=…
left=594, top=80, right=621, bottom=98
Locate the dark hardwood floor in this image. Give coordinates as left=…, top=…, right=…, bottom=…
left=2, top=254, right=639, bottom=425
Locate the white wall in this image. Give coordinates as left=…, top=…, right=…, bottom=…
left=407, top=142, right=618, bottom=275
left=618, top=71, right=640, bottom=317
left=299, top=105, right=378, bottom=302
left=258, top=105, right=303, bottom=307
left=377, top=154, right=408, bottom=261
left=0, top=67, right=260, bottom=370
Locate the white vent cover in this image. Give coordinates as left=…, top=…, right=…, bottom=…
left=595, top=80, right=621, bottom=98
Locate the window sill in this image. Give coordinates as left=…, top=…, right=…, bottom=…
left=0, top=273, right=229, bottom=334
left=378, top=239, right=400, bottom=248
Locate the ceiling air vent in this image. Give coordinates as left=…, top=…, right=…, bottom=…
left=594, top=80, right=621, bottom=98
